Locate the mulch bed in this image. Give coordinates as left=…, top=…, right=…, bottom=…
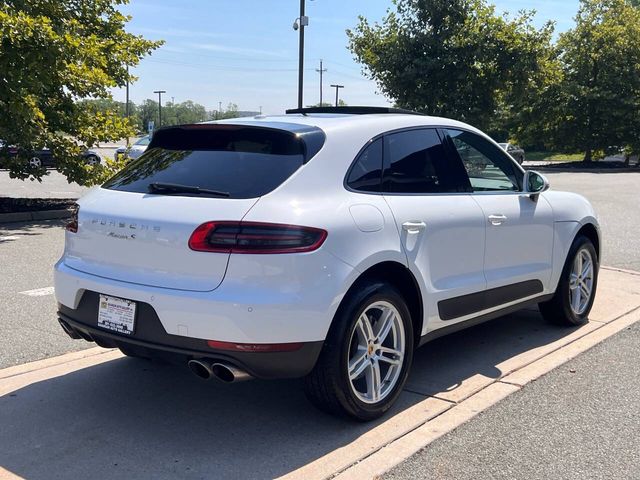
left=0, top=197, right=76, bottom=214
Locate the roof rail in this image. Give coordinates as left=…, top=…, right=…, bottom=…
left=285, top=106, right=423, bottom=116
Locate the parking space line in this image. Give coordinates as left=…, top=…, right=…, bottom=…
left=18, top=287, right=54, bottom=297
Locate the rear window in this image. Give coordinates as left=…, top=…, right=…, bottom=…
left=103, top=125, right=321, bottom=199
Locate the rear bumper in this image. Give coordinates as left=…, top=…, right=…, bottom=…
left=55, top=249, right=355, bottom=344
left=57, top=291, right=323, bottom=379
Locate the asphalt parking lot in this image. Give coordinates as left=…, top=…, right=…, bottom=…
left=0, top=170, right=639, bottom=479
left=1, top=171, right=638, bottom=369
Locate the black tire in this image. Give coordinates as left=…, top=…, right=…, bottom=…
left=304, top=280, right=414, bottom=421
left=86, top=154, right=100, bottom=166
left=539, top=235, right=598, bottom=326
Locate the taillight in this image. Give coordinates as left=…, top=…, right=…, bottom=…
left=66, top=204, right=79, bottom=233
left=188, top=221, right=327, bottom=254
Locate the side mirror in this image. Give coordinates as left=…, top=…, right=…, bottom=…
left=523, top=170, right=550, bottom=197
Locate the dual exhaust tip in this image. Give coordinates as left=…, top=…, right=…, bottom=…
left=188, top=359, right=252, bottom=383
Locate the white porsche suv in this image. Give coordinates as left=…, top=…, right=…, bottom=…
left=55, top=107, right=600, bottom=420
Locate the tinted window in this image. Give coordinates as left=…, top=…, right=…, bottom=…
left=103, top=126, right=311, bottom=199
left=346, top=138, right=383, bottom=192
left=384, top=129, right=466, bottom=193
left=445, top=129, right=520, bottom=192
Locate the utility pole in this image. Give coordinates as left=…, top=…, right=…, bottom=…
left=125, top=65, right=130, bottom=146
left=171, top=96, right=175, bottom=105
left=296, top=0, right=308, bottom=109
left=153, top=90, right=166, bottom=127
left=219, top=101, right=223, bottom=118
left=259, top=106, right=263, bottom=114
left=316, top=59, right=327, bottom=105
left=330, top=84, right=344, bottom=107
left=125, top=66, right=130, bottom=119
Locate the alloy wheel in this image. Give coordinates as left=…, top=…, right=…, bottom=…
left=347, top=301, right=405, bottom=404
left=569, top=248, right=594, bottom=315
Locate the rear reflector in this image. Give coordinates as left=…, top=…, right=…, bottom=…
left=189, top=221, right=327, bottom=254
left=207, top=340, right=304, bottom=352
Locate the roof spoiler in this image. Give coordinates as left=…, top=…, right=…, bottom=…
left=284, top=106, right=423, bottom=116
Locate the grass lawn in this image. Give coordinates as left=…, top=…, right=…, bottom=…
left=526, top=151, right=585, bottom=162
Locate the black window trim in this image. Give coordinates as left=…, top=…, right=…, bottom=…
left=343, top=125, right=525, bottom=196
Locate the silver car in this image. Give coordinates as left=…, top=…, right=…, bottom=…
left=115, top=135, right=151, bottom=161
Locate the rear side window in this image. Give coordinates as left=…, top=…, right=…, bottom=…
left=346, top=138, right=383, bottom=192
left=103, top=126, right=320, bottom=199
left=384, top=129, right=467, bottom=193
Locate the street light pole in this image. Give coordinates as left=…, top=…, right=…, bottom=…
left=330, top=84, right=344, bottom=107
left=153, top=90, right=166, bottom=127
left=297, top=0, right=306, bottom=109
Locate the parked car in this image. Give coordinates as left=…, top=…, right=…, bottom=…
left=55, top=107, right=600, bottom=420
left=115, top=135, right=151, bottom=161
left=498, top=142, right=525, bottom=164
left=0, top=142, right=101, bottom=168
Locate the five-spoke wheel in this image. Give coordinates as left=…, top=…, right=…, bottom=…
left=305, top=281, right=414, bottom=421
left=540, top=235, right=598, bottom=326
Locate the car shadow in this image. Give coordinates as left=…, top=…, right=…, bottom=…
left=406, top=307, right=576, bottom=397
left=0, top=307, right=583, bottom=479
left=0, top=219, right=66, bottom=241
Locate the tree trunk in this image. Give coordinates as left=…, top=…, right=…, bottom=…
left=584, top=148, right=592, bottom=163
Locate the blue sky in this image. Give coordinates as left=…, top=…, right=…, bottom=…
left=115, top=0, right=580, bottom=114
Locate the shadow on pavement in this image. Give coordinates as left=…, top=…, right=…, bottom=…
left=0, top=219, right=65, bottom=241
left=0, top=307, right=581, bottom=480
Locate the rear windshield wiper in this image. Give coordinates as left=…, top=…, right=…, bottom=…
left=149, top=182, right=230, bottom=197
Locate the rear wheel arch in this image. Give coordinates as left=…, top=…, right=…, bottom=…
left=337, top=261, right=423, bottom=348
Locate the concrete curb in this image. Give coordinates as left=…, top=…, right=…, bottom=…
left=332, top=304, right=640, bottom=480
left=0, top=208, right=72, bottom=224
left=535, top=167, right=640, bottom=174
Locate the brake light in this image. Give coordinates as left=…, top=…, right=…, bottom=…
left=66, top=204, right=79, bottom=233
left=207, top=340, right=304, bottom=352
left=188, top=221, right=327, bottom=254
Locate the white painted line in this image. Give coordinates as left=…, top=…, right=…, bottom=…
left=0, top=235, right=20, bottom=241
left=18, top=286, right=55, bottom=297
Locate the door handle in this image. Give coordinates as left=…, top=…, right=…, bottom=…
left=488, top=214, right=507, bottom=226
left=402, top=221, right=427, bottom=234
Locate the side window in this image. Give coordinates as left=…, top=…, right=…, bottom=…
left=445, top=129, right=521, bottom=192
left=346, top=138, right=383, bottom=192
left=384, top=129, right=467, bottom=194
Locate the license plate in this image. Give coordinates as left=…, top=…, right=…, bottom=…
left=97, top=294, right=136, bottom=335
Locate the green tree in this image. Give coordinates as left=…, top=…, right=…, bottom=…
left=347, top=0, right=556, bottom=135
left=216, top=103, right=241, bottom=120
left=163, top=100, right=209, bottom=126
left=0, top=0, right=161, bottom=183
left=546, top=0, right=640, bottom=161
left=136, top=99, right=158, bottom=133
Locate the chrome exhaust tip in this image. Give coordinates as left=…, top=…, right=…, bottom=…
left=188, top=359, right=214, bottom=380
left=211, top=362, right=253, bottom=383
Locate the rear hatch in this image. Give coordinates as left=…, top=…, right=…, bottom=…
left=64, top=123, right=324, bottom=292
